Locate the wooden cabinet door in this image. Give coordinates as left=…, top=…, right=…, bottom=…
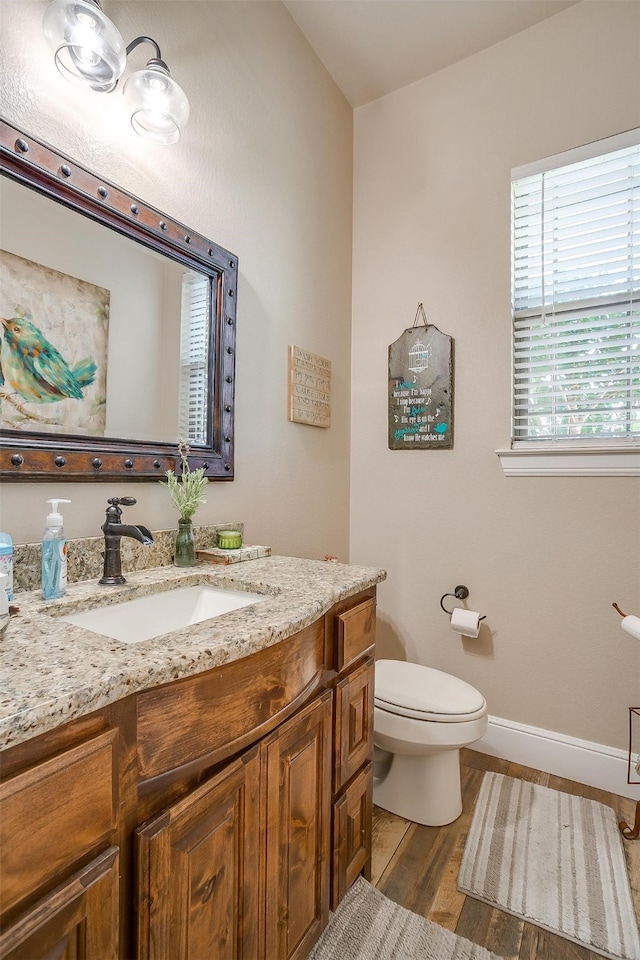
left=334, top=657, right=374, bottom=794
left=0, top=728, right=118, bottom=920
left=0, top=846, right=119, bottom=960
left=136, top=746, right=261, bottom=960
left=263, top=691, right=332, bottom=960
left=331, top=762, right=373, bottom=909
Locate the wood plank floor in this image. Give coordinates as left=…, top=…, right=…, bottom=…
left=371, top=749, right=640, bottom=960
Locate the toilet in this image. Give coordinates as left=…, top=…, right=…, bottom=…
left=373, top=659, right=488, bottom=826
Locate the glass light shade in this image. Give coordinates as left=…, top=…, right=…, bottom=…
left=43, top=0, right=126, bottom=93
left=123, top=63, right=190, bottom=145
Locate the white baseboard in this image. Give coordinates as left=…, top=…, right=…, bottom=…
left=473, top=715, right=640, bottom=802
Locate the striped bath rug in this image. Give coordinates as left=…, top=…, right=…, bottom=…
left=309, top=875, right=501, bottom=960
left=458, top=772, right=640, bottom=960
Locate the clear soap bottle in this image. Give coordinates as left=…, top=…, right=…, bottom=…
left=0, top=532, right=13, bottom=602
left=42, top=499, right=71, bottom=600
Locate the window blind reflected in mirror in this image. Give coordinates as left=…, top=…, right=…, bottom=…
left=179, top=271, right=211, bottom=446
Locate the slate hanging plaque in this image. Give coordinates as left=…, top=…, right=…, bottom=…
left=388, top=307, right=454, bottom=449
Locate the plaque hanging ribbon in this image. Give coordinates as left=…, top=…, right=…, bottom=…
left=388, top=303, right=454, bottom=450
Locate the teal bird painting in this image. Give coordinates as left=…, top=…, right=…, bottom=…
left=0, top=315, right=97, bottom=404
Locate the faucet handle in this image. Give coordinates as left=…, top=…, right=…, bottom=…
left=105, top=496, right=137, bottom=524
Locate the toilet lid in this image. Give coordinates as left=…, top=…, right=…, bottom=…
left=374, top=659, right=486, bottom=720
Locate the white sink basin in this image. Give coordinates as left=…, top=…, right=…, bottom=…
left=59, top=584, right=267, bottom=644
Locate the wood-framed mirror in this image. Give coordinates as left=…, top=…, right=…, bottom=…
left=0, top=118, right=237, bottom=481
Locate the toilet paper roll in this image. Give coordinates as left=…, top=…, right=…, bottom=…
left=622, top=615, right=640, bottom=642
left=450, top=607, right=481, bottom=639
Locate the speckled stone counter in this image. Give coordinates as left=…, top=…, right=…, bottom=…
left=1, top=556, right=386, bottom=751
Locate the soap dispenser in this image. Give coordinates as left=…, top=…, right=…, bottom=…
left=0, top=532, right=13, bottom=602
left=42, top=499, right=71, bottom=600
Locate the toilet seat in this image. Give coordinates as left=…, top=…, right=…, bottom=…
left=375, top=659, right=486, bottom=723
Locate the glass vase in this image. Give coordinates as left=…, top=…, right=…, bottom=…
left=175, top=519, right=196, bottom=567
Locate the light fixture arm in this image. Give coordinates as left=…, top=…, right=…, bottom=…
left=125, top=36, right=164, bottom=65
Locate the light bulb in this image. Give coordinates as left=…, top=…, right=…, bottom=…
left=43, top=0, right=126, bottom=93
left=123, top=62, right=190, bottom=145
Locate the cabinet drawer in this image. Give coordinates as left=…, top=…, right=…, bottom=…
left=335, top=598, right=376, bottom=672
left=137, top=619, right=324, bottom=780
left=0, top=729, right=118, bottom=917
left=333, top=657, right=374, bottom=794
left=331, top=762, right=373, bottom=910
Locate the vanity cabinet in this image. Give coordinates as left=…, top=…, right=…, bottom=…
left=332, top=657, right=374, bottom=908
left=328, top=599, right=376, bottom=910
left=263, top=691, right=333, bottom=960
left=136, top=747, right=261, bottom=960
left=332, top=762, right=373, bottom=908
left=0, top=587, right=377, bottom=960
left=0, top=728, right=121, bottom=959
left=137, top=686, right=333, bottom=960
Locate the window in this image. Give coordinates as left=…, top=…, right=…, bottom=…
left=178, top=270, right=211, bottom=446
left=507, top=131, right=639, bottom=472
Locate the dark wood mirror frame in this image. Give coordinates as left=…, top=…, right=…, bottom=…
left=0, top=118, right=237, bottom=482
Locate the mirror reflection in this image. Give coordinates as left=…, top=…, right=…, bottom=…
left=0, top=177, right=211, bottom=445
left=0, top=117, right=237, bottom=481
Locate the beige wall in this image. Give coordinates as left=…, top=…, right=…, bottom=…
left=1, top=0, right=638, bottom=752
left=350, top=1, right=640, bottom=751
left=0, top=1, right=353, bottom=561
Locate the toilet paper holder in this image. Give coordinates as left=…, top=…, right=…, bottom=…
left=440, top=585, right=486, bottom=620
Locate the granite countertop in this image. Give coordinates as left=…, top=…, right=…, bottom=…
left=0, top=556, right=386, bottom=751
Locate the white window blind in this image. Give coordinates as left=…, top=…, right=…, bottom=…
left=178, top=271, right=211, bottom=446
left=511, top=133, right=640, bottom=445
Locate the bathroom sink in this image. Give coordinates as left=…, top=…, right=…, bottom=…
left=59, top=584, right=267, bottom=644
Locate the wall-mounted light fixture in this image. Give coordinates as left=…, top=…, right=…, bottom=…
left=42, top=0, right=189, bottom=144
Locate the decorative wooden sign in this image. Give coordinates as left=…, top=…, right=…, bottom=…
left=288, top=345, right=331, bottom=428
left=388, top=305, right=454, bottom=449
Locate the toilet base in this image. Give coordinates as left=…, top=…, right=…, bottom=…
left=373, top=748, right=463, bottom=826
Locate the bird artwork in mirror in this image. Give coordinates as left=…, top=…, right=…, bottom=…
left=1, top=251, right=108, bottom=435
left=0, top=117, right=237, bottom=481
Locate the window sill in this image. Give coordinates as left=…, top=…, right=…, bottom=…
left=496, top=447, right=640, bottom=477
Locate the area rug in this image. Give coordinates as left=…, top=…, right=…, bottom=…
left=308, top=875, right=501, bottom=960
left=458, top=772, right=640, bottom=960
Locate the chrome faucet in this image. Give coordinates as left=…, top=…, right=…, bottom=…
left=99, top=496, right=154, bottom=585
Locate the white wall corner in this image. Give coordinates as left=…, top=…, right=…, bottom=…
left=474, top=715, right=640, bottom=802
